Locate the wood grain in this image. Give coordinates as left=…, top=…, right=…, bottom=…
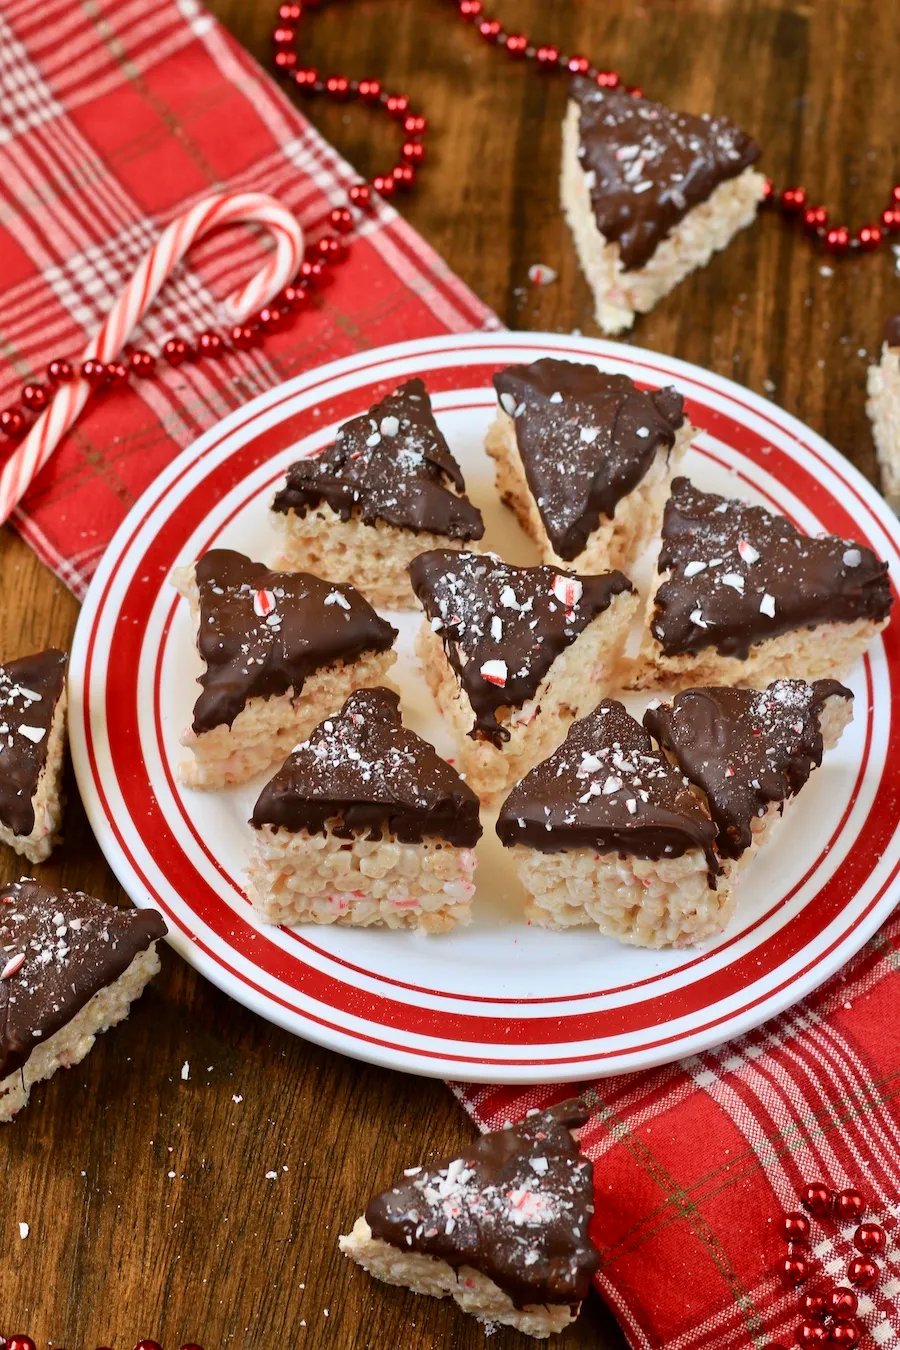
left=2, top=1, right=897, bottom=1345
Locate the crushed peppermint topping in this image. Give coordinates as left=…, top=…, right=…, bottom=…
left=759, top=593, right=776, bottom=617
left=17, top=726, right=46, bottom=744
left=683, top=560, right=707, bottom=578
left=480, top=659, right=508, bottom=686
left=737, top=539, right=760, bottom=564
left=253, top=589, right=276, bottom=617
left=843, top=548, right=862, bottom=568
left=324, top=590, right=351, bottom=610
left=551, top=575, right=583, bottom=608
left=380, top=415, right=400, bottom=437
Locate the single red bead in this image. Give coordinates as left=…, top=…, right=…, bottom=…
left=230, top=324, right=256, bottom=350
left=385, top=94, right=409, bottom=118
left=372, top=173, right=396, bottom=198
left=596, top=69, right=619, bottom=87
left=402, top=139, right=425, bottom=164
left=392, top=163, right=416, bottom=190
left=478, top=19, right=501, bottom=40
left=197, top=330, right=223, bottom=355
left=628, top=85, right=644, bottom=97
left=348, top=182, right=372, bottom=209
left=506, top=33, right=528, bottom=57
left=180, top=1344, right=205, bottom=1350
left=134, top=1342, right=163, bottom=1350
left=761, top=176, right=774, bottom=203
left=272, top=25, right=295, bottom=45
left=800, top=1292, right=826, bottom=1318
left=21, top=383, right=48, bottom=411
left=315, top=234, right=346, bottom=264
left=278, top=1, right=301, bottom=18
left=828, top=1289, right=859, bottom=1316
left=892, top=185, right=900, bottom=205
left=129, top=349, right=155, bottom=375
left=293, top=67, right=318, bottom=91
left=825, top=226, right=850, bottom=255
left=47, top=358, right=74, bottom=384
left=779, top=1211, right=811, bottom=1242
left=536, top=44, right=561, bottom=68
left=81, top=358, right=107, bottom=386
left=779, top=1253, right=810, bottom=1286
left=297, top=259, right=327, bottom=286
left=325, top=74, right=350, bottom=98
left=279, top=284, right=308, bottom=312
left=847, top=1256, right=879, bottom=1289
left=797, top=1320, right=829, bottom=1346
left=854, top=1221, right=886, bottom=1253
left=274, top=48, right=297, bottom=71
left=358, top=79, right=381, bottom=101
left=780, top=186, right=807, bottom=214
left=403, top=114, right=427, bottom=136
left=458, top=0, right=482, bottom=17
left=567, top=55, right=591, bottom=75
left=257, top=306, right=284, bottom=332
left=6, top=1337, right=37, bottom=1350
left=163, top=337, right=190, bottom=365
left=836, top=1189, right=866, bottom=1221
left=802, top=205, right=828, bottom=234
left=330, top=206, right=353, bottom=233
left=0, top=406, right=27, bottom=438
left=830, top=1320, right=862, bottom=1348
left=856, top=225, right=883, bottom=251
left=105, top=361, right=129, bottom=384
left=881, top=208, right=900, bottom=232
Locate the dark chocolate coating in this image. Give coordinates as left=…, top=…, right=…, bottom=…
left=651, top=479, right=893, bottom=659
left=885, top=315, right=900, bottom=348
left=272, top=378, right=484, bottom=541
left=189, top=550, right=397, bottom=734
left=0, top=879, right=166, bottom=1081
left=0, top=649, right=67, bottom=837
left=408, top=550, right=634, bottom=746
left=494, top=358, right=685, bottom=561
left=497, top=698, right=719, bottom=877
left=252, top=687, right=482, bottom=847
left=365, top=1099, right=600, bottom=1309
left=570, top=76, right=760, bottom=270
left=644, top=679, right=852, bottom=859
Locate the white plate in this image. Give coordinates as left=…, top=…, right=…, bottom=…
left=68, top=331, right=900, bottom=1084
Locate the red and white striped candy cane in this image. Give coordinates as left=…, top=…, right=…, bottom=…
left=0, top=191, right=303, bottom=527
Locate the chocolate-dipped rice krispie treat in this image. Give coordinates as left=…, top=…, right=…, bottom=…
left=561, top=77, right=766, bottom=335
left=633, top=478, right=893, bottom=689
left=249, top=688, right=481, bottom=932
left=866, top=315, right=900, bottom=508
left=271, top=378, right=484, bottom=608
left=0, top=879, right=166, bottom=1121
left=340, top=1099, right=600, bottom=1340
left=173, top=548, right=397, bottom=788
left=408, top=550, right=638, bottom=803
left=645, top=679, right=853, bottom=869
left=0, top=649, right=67, bottom=864
left=486, top=358, right=693, bottom=574
left=496, top=700, right=725, bottom=948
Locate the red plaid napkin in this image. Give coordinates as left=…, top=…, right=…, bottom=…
left=2, top=4, right=898, bottom=1348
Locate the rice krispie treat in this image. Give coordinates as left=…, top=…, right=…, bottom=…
left=173, top=548, right=397, bottom=788
left=0, top=879, right=166, bottom=1121
left=866, top=314, right=900, bottom=508
left=496, top=699, right=726, bottom=948
left=486, top=357, right=693, bottom=573
left=271, top=378, right=484, bottom=608
left=633, top=478, right=893, bottom=689
left=0, top=649, right=67, bottom=864
left=249, top=687, right=482, bottom=932
left=340, top=1098, right=600, bottom=1340
left=561, top=76, right=766, bottom=334
left=408, top=550, right=638, bottom=803
left=644, top=679, right=853, bottom=867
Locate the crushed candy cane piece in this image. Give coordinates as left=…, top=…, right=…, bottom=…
left=324, top=590, right=351, bottom=609
left=720, top=573, right=745, bottom=593
left=18, top=725, right=46, bottom=743
left=253, top=589, right=276, bottom=618
left=1, top=952, right=25, bottom=980
left=500, top=392, right=518, bottom=416
left=527, top=262, right=557, bottom=286
left=480, top=659, right=508, bottom=686
left=580, top=426, right=599, bottom=443
left=843, top=548, right=862, bottom=568
left=683, top=560, right=707, bottom=579
left=689, top=608, right=708, bottom=628
left=737, top=539, right=760, bottom=564
left=759, top=593, right=776, bottom=617
left=551, top=575, right=583, bottom=608
left=380, top=415, right=400, bottom=437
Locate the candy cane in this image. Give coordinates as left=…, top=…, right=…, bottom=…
left=0, top=191, right=303, bottom=527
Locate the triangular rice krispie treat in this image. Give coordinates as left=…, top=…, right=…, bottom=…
left=340, top=1098, right=600, bottom=1340
left=272, top=378, right=485, bottom=607
left=866, top=314, right=900, bottom=508
left=486, top=357, right=693, bottom=573
left=173, top=548, right=397, bottom=787
left=249, top=687, right=482, bottom=932
left=496, top=699, right=726, bottom=947
left=408, top=549, right=638, bottom=802
left=633, top=478, right=893, bottom=689
left=644, top=679, right=853, bottom=863
left=561, top=76, right=766, bottom=334
left=0, top=879, right=166, bottom=1121
left=0, top=649, right=67, bottom=864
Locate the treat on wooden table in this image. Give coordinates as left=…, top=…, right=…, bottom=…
left=644, top=678, right=853, bottom=866
left=0, top=649, right=68, bottom=864
left=632, top=478, right=893, bottom=689
left=339, top=1098, right=600, bottom=1340
left=866, top=314, right=900, bottom=508
left=486, top=357, right=693, bottom=574
left=173, top=548, right=397, bottom=788
left=496, top=699, right=725, bottom=947
left=560, top=76, right=766, bottom=334
left=408, top=549, right=638, bottom=803
left=0, top=879, right=166, bottom=1121
left=271, top=378, right=484, bottom=608
left=249, top=687, right=482, bottom=932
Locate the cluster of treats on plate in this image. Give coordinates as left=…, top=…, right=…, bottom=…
left=167, top=357, right=892, bottom=957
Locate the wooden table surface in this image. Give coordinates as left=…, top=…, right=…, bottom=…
left=3, top=1, right=898, bottom=1346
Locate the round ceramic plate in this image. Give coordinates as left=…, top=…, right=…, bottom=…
left=68, top=331, right=900, bottom=1084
